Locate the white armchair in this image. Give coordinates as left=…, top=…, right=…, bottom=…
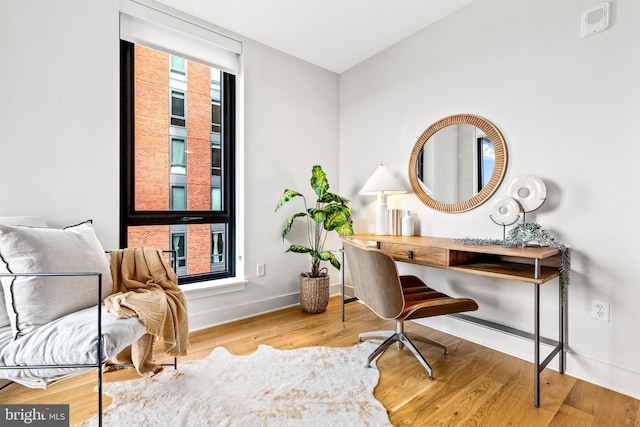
left=0, top=217, right=149, bottom=426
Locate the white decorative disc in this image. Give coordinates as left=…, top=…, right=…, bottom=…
left=508, top=174, right=547, bottom=212
left=491, top=196, right=521, bottom=225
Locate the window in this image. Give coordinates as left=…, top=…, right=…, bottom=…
left=477, top=136, right=495, bottom=191
left=211, top=100, right=221, bottom=133
left=211, top=73, right=221, bottom=134
left=171, top=186, right=186, bottom=210
left=170, top=55, right=186, bottom=80
left=171, top=90, right=186, bottom=127
left=120, top=40, right=236, bottom=284
left=211, top=187, right=221, bottom=211
left=210, top=226, right=226, bottom=272
left=171, top=138, right=186, bottom=174
left=211, top=142, right=221, bottom=177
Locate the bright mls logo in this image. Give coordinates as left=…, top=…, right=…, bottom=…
left=0, top=405, right=69, bottom=426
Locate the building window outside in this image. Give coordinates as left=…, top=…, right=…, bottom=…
left=211, top=100, right=221, bottom=133
left=211, top=69, right=221, bottom=135
left=171, top=186, right=186, bottom=210
left=211, top=143, right=221, bottom=177
left=121, top=41, right=236, bottom=284
left=171, top=138, right=186, bottom=174
left=211, top=187, right=221, bottom=211
left=211, top=229, right=224, bottom=264
left=170, top=229, right=188, bottom=277
left=171, top=90, right=186, bottom=127
left=170, top=55, right=186, bottom=80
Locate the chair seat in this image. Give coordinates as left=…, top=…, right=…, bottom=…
left=400, top=275, right=478, bottom=320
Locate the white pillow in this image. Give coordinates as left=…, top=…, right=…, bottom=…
left=0, top=217, right=50, bottom=330
left=0, top=221, right=113, bottom=338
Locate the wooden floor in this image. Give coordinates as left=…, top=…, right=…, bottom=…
left=1, top=296, right=638, bottom=426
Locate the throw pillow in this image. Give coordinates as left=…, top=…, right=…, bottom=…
left=0, top=217, right=50, bottom=330
left=0, top=221, right=113, bottom=338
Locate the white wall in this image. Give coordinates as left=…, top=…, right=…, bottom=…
left=0, top=1, right=340, bottom=329
left=340, top=0, right=640, bottom=398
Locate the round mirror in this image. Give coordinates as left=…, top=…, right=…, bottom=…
left=409, top=114, right=507, bottom=213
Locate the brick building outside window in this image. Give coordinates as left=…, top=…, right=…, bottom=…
left=122, top=42, right=233, bottom=281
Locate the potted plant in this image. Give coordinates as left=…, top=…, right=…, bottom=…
left=275, top=165, right=354, bottom=313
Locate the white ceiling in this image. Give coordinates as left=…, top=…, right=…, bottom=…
left=154, top=0, right=476, bottom=73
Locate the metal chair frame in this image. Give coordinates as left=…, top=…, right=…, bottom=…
left=0, top=270, right=178, bottom=427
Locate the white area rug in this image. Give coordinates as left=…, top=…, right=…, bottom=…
left=77, top=342, right=391, bottom=427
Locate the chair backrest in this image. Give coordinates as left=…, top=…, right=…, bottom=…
left=343, top=240, right=405, bottom=320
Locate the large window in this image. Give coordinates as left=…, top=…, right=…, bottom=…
left=120, top=40, right=236, bottom=283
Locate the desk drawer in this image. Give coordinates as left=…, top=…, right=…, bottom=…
left=380, top=242, right=448, bottom=266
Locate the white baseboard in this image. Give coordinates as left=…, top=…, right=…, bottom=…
left=188, top=279, right=348, bottom=331
left=413, top=315, right=640, bottom=400
left=187, top=292, right=300, bottom=332
left=564, top=351, right=640, bottom=400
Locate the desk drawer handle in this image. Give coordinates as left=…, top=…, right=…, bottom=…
left=408, top=250, right=414, bottom=259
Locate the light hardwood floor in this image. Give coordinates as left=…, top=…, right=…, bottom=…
left=1, top=296, right=638, bottom=426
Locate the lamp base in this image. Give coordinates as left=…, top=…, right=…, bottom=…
left=375, top=199, right=388, bottom=235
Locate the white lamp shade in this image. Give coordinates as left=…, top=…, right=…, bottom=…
left=359, top=164, right=407, bottom=195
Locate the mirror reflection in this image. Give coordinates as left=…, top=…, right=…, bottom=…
left=416, top=124, right=495, bottom=204
left=409, top=114, right=507, bottom=213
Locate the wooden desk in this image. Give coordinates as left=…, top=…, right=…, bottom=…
left=342, top=234, right=565, bottom=407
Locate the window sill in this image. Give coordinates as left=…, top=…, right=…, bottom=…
left=181, top=277, right=247, bottom=300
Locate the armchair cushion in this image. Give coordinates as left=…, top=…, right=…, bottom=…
left=0, top=221, right=113, bottom=338
left=0, top=305, right=146, bottom=388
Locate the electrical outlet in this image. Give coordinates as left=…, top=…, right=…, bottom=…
left=591, top=299, right=609, bottom=321
left=257, top=263, right=265, bottom=277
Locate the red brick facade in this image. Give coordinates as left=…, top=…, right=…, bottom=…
left=134, top=45, right=170, bottom=211
left=128, top=45, right=214, bottom=276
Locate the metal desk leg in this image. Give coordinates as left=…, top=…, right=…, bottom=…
left=534, top=282, right=541, bottom=407
left=560, top=281, right=566, bottom=374
left=341, top=244, right=345, bottom=322
left=534, top=259, right=541, bottom=408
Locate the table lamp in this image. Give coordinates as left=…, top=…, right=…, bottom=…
left=359, top=164, right=407, bottom=235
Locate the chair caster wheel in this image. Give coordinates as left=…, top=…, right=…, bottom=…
left=365, top=364, right=371, bottom=368
left=428, top=375, right=434, bottom=380
left=442, top=350, right=448, bottom=356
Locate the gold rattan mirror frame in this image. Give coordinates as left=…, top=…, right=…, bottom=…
left=409, top=114, right=508, bottom=213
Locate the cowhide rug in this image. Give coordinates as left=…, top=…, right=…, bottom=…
left=77, top=342, right=391, bottom=426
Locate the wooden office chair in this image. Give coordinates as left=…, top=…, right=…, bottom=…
left=343, top=239, right=478, bottom=379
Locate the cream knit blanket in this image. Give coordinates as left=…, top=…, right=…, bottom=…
left=104, top=247, right=189, bottom=376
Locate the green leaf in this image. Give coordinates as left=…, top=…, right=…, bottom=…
left=323, top=204, right=351, bottom=231
left=282, top=212, right=307, bottom=239
left=317, top=251, right=341, bottom=270
left=335, top=221, right=354, bottom=236
left=286, top=245, right=313, bottom=254
left=275, top=189, right=304, bottom=211
left=318, top=192, right=349, bottom=205
left=310, top=165, right=329, bottom=200
left=307, top=208, right=326, bottom=224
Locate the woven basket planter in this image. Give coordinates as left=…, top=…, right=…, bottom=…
left=299, top=274, right=330, bottom=314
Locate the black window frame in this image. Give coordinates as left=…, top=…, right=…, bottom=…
left=120, top=40, right=236, bottom=284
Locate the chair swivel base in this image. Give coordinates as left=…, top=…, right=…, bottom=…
left=359, top=323, right=447, bottom=380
